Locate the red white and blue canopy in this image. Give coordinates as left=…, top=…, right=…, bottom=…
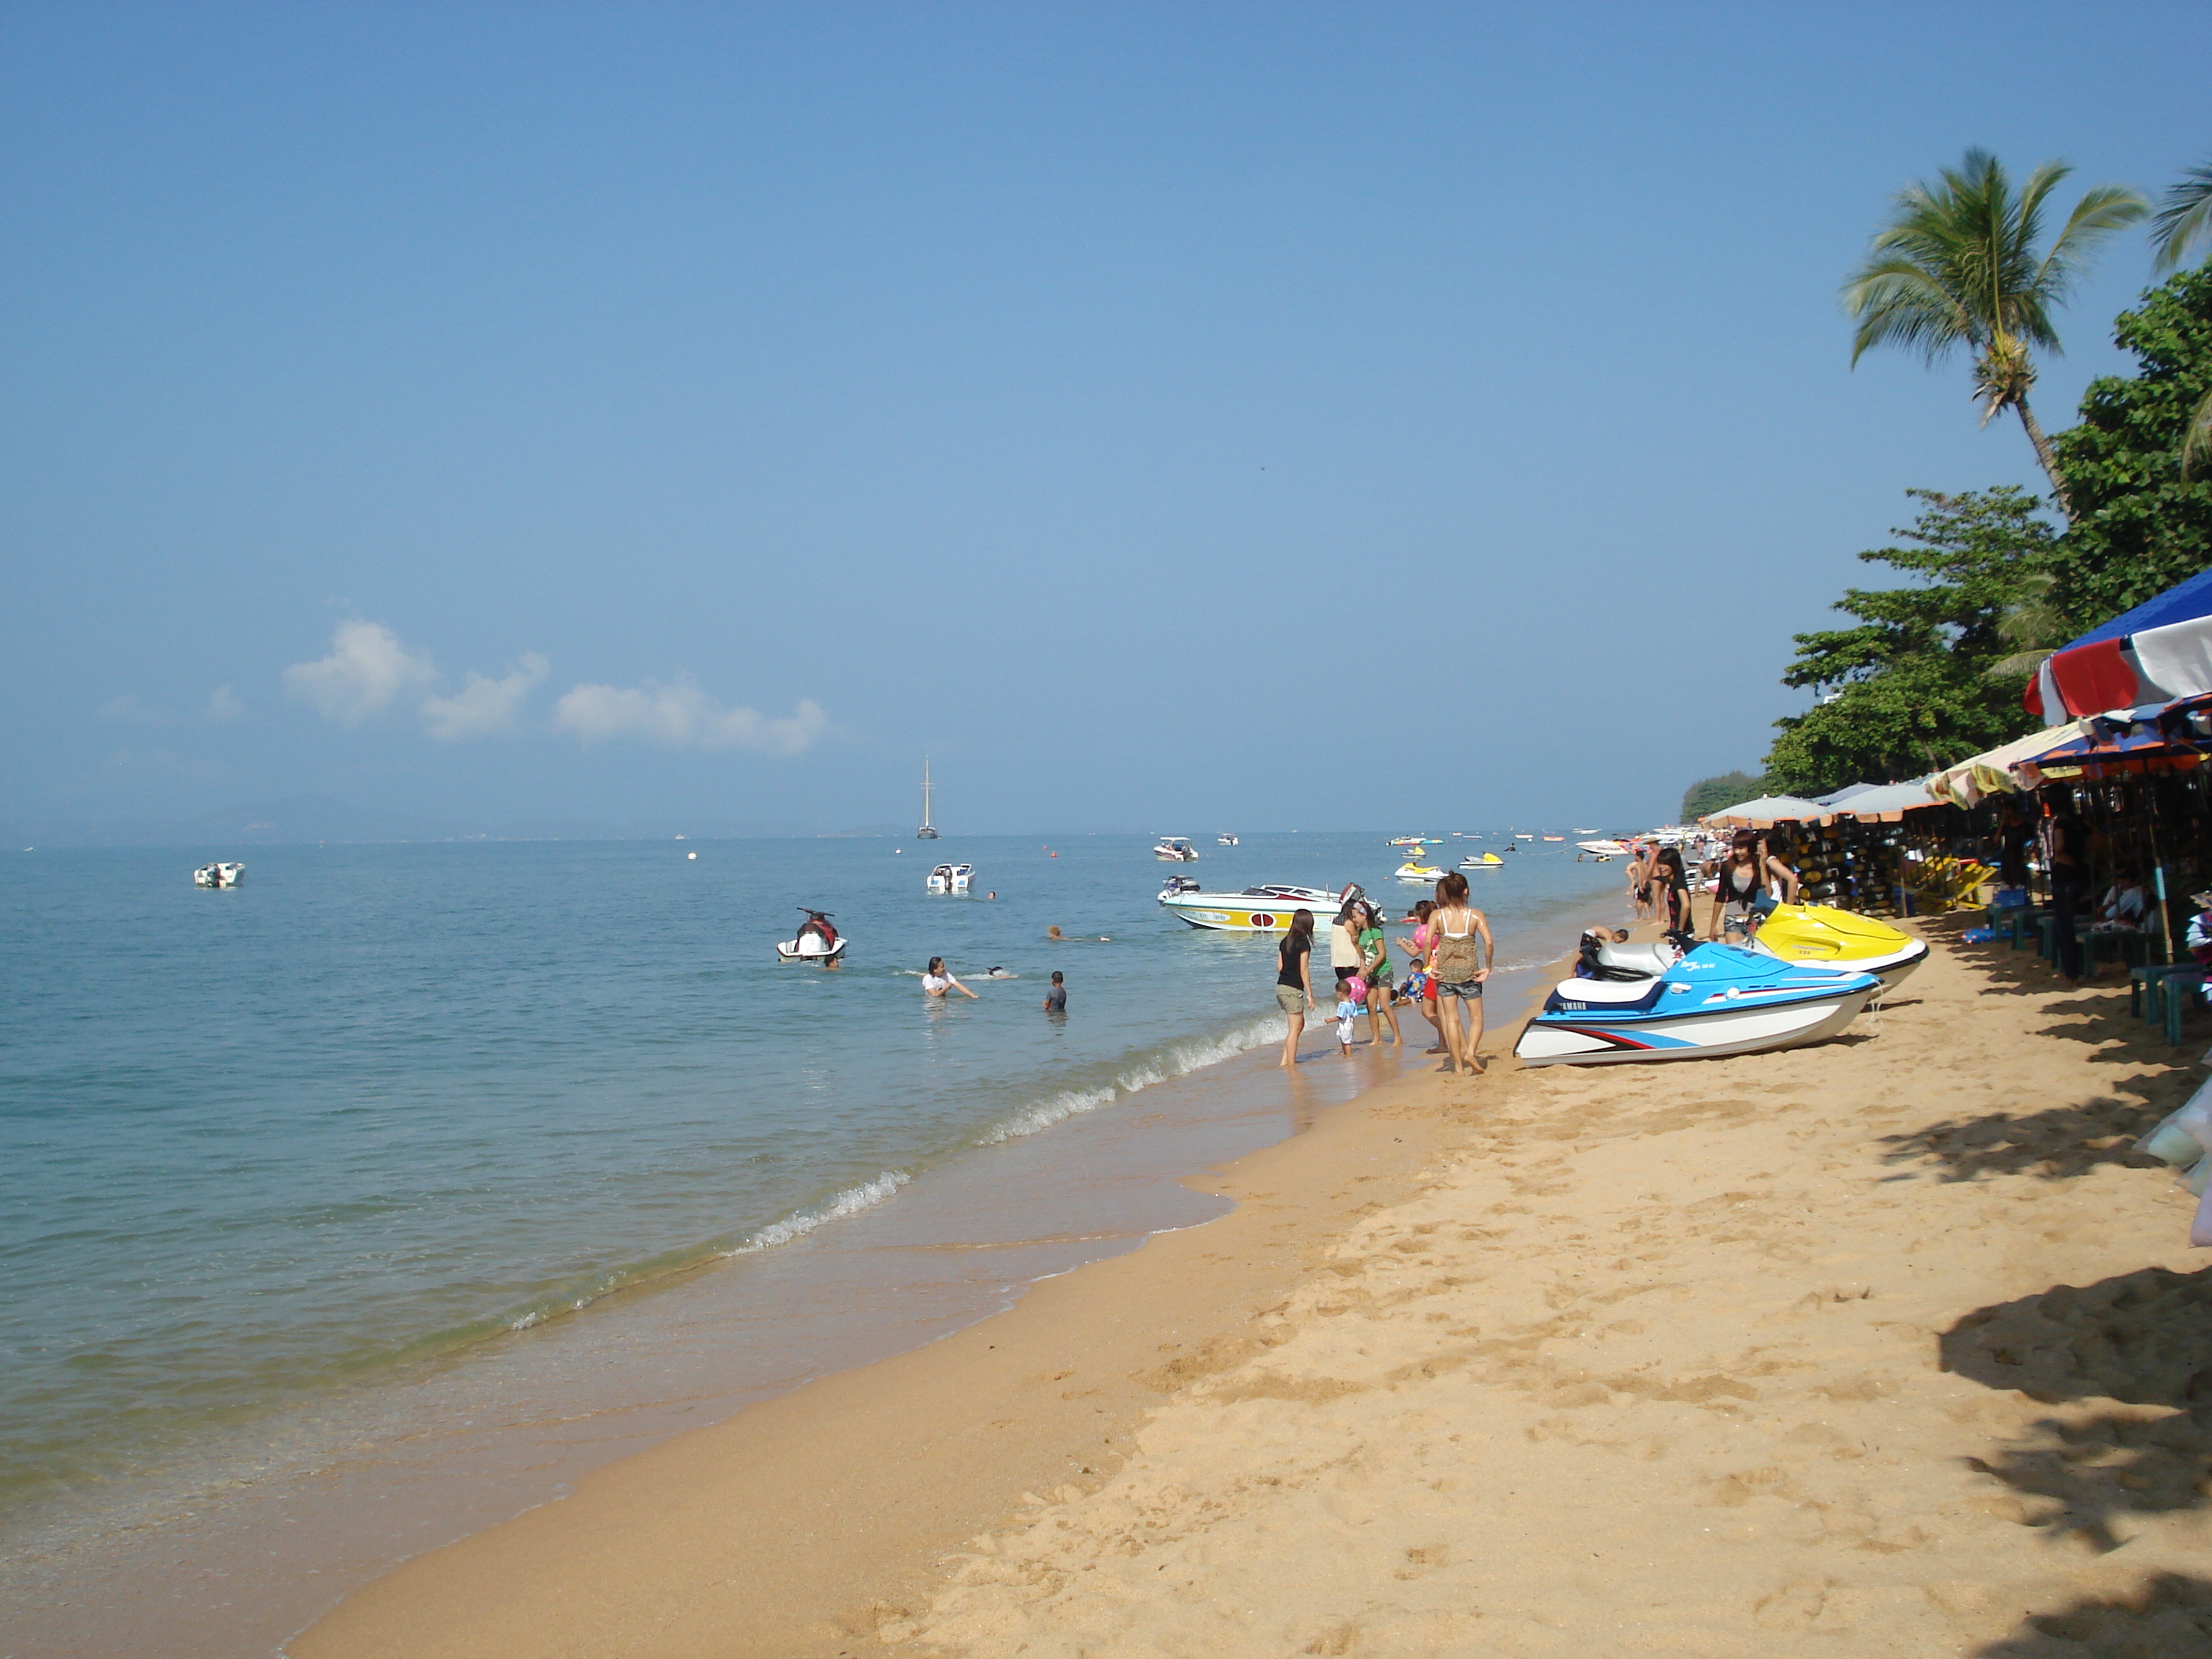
left=2029, top=566, right=2212, bottom=724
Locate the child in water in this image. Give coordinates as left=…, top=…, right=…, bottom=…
left=1334, top=976, right=1366, bottom=1055
left=1042, top=971, right=1066, bottom=1012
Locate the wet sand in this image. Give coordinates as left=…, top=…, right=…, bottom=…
left=298, top=920, right=2212, bottom=1658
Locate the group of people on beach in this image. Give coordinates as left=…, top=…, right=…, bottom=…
left=1274, top=873, right=1494, bottom=1076
left=1623, top=832, right=1803, bottom=942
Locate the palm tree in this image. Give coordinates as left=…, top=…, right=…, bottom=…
left=2149, top=158, right=2212, bottom=477
left=1844, top=149, right=2147, bottom=521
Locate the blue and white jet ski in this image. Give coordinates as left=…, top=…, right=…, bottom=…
left=1514, top=940, right=1880, bottom=1066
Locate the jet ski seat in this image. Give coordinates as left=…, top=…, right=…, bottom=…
left=1594, top=942, right=1678, bottom=979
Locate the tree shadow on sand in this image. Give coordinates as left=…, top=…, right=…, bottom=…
left=1971, top=1572, right=2212, bottom=1655
left=1943, top=1267, right=2212, bottom=1552
left=1880, top=1088, right=2183, bottom=1182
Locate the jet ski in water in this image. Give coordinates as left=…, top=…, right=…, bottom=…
left=776, top=908, right=848, bottom=965
left=1750, top=904, right=1927, bottom=992
left=1514, top=940, right=1880, bottom=1066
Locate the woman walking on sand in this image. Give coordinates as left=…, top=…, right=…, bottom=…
left=1652, top=845, right=1694, bottom=935
left=1397, top=898, right=1443, bottom=1053
left=1761, top=833, right=1802, bottom=909
left=1428, top=872, right=1493, bottom=1076
left=1328, top=899, right=1364, bottom=994
left=1356, top=901, right=1401, bottom=1047
left=1275, top=909, right=1318, bottom=1067
left=1706, top=834, right=1767, bottom=943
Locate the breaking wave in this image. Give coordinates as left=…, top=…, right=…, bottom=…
left=976, top=1014, right=1285, bottom=1144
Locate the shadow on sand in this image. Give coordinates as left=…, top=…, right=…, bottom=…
left=1943, top=1266, right=2212, bottom=1555
left=1970, top=1571, right=2212, bottom=1655
left=1879, top=1092, right=2180, bottom=1183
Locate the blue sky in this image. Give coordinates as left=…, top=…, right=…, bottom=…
left=4, top=1, right=2208, bottom=834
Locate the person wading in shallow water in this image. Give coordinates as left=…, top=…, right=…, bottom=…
left=1427, top=871, right=1493, bottom=1076
left=1274, top=909, right=1318, bottom=1068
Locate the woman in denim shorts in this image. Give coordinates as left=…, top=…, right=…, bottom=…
left=1427, top=872, right=1493, bottom=1076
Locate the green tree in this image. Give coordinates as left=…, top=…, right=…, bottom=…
left=2048, top=264, right=2212, bottom=625
left=2149, top=158, right=2212, bottom=475
left=1763, top=488, right=2057, bottom=795
left=1843, top=150, right=2146, bottom=521
left=1681, top=771, right=1765, bottom=821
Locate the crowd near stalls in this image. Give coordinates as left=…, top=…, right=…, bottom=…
left=1673, top=568, right=2212, bottom=1001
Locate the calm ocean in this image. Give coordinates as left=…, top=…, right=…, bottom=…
left=0, top=832, right=1624, bottom=1590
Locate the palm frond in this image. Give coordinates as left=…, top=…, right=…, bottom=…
left=2152, top=161, right=2212, bottom=273
left=1844, top=259, right=1977, bottom=364
left=2032, top=183, right=2152, bottom=336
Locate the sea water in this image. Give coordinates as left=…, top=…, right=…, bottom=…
left=0, top=832, right=1624, bottom=1627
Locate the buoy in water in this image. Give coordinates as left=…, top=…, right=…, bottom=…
left=687, top=851, right=698, bottom=860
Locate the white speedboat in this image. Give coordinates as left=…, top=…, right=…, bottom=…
left=1154, top=837, right=1199, bottom=862
left=927, top=862, right=973, bottom=894
left=193, top=862, right=244, bottom=889
left=776, top=909, right=848, bottom=964
left=1158, top=874, right=1204, bottom=902
left=1388, top=836, right=1429, bottom=848
left=1576, top=839, right=1628, bottom=857
left=1161, top=883, right=1357, bottom=932
left=1514, top=942, right=1879, bottom=1066
left=1216, top=832, right=1238, bottom=846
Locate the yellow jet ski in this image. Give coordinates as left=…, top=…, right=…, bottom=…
left=1752, top=904, right=1926, bottom=991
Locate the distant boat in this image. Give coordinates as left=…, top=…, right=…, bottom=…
left=927, top=861, right=973, bottom=894
left=1542, top=835, right=1565, bottom=842
left=194, top=862, right=244, bottom=889
left=1154, top=836, right=1199, bottom=862
left=1216, top=832, right=1238, bottom=846
left=916, top=758, right=940, bottom=840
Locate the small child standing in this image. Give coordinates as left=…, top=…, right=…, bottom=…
left=1334, top=976, right=1366, bottom=1055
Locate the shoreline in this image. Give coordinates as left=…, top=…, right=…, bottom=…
left=288, top=912, right=1604, bottom=1659
left=9, top=885, right=1624, bottom=1659
left=301, top=919, right=2212, bottom=1658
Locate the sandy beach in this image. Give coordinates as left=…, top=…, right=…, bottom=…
left=298, top=920, right=2212, bottom=1658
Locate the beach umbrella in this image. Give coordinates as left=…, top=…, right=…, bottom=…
left=1700, top=795, right=1831, bottom=828
left=1929, top=726, right=2091, bottom=806
left=2028, top=565, right=2212, bottom=724
left=1831, top=782, right=1941, bottom=821
left=1813, top=782, right=1881, bottom=807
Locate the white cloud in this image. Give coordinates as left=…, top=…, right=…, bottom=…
left=552, top=681, right=830, bottom=755
left=282, top=621, right=438, bottom=727
left=421, top=653, right=549, bottom=740
left=206, top=685, right=246, bottom=722
left=98, top=694, right=168, bottom=724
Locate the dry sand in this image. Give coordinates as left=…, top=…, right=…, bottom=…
left=301, top=922, right=2212, bottom=1659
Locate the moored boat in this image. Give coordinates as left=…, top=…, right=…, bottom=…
left=193, top=862, right=244, bottom=889
left=1393, top=861, right=1444, bottom=882
left=1154, top=836, right=1199, bottom=862
left=1160, top=883, right=1357, bottom=932
left=1514, top=942, right=1879, bottom=1066
left=926, top=862, right=973, bottom=894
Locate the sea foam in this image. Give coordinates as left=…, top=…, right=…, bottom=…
left=976, top=1014, right=1285, bottom=1144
